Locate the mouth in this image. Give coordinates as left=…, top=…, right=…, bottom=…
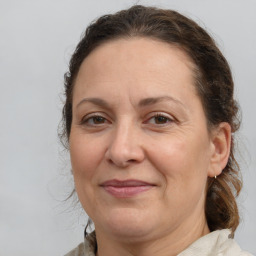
left=100, top=179, right=156, bottom=198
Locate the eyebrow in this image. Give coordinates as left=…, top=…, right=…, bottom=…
left=76, top=96, right=186, bottom=109
left=76, top=98, right=110, bottom=109
left=138, top=96, right=185, bottom=108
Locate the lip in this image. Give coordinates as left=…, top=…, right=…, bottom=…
left=100, top=179, right=156, bottom=198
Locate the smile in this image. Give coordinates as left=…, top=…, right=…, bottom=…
left=100, top=179, right=156, bottom=198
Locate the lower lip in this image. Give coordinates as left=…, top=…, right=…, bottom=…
left=102, top=185, right=153, bottom=198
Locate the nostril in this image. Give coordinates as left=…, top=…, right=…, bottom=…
left=107, top=158, right=114, bottom=164
left=107, top=157, right=137, bottom=167
left=128, top=159, right=136, bottom=163
left=105, top=137, right=145, bottom=167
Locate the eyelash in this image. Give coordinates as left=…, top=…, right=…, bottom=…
left=145, top=113, right=174, bottom=126
left=80, top=113, right=109, bottom=126
left=80, top=112, right=174, bottom=127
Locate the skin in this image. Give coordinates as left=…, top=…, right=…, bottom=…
left=69, top=38, right=231, bottom=256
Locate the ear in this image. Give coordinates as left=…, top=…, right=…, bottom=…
left=208, top=122, right=231, bottom=178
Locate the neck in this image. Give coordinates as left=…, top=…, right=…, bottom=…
left=95, top=216, right=210, bottom=256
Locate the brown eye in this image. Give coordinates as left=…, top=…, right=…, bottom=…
left=146, top=113, right=173, bottom=126
left=92, top=116, right=105, bottom=124
left=81, top=115, right=108, bottom=126
left=154, top=116, right=169, bottom=124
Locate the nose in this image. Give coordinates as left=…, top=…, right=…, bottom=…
left=105, top=122, right=145, bottom=168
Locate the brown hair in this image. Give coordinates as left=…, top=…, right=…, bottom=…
left=61, top=5, right=242, bottom=235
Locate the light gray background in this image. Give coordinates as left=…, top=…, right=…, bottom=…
left=0, top=0, right=255, bottom=255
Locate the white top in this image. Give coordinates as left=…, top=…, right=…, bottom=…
left=178, top=229, right=252, bottom=256
left=65, top=229, right=253, bottom=256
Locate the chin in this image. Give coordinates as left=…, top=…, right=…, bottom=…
left=97, top=207, right=156, bottom=241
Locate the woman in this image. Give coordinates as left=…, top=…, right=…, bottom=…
left=61, top=5, right=252, bottom=256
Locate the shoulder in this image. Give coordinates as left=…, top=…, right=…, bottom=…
left=215, top=230, right=254, bottom=256
left=64, top=242, right=85, bottom=256
left=240, top=252, right=254, bottom=256
left=227, top=239, right=254, bottom=256
left=179, top=229, right=254, bottom=256
left=64, top=231, right=97, bottom=256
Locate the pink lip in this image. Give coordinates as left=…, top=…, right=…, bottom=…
left=100, top=179, right=155, bottom=198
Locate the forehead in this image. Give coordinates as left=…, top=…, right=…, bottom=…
left=80, top=37, right=195, bottom=75
left=73, top=37, right=198, bottom=104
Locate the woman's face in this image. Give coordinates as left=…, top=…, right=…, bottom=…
left=70, top=38, right=218, bottom=241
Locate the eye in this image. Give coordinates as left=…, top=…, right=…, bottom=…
left=81, top=114, right=109, bottom=126
left=146, top=113, right=173, bottom=125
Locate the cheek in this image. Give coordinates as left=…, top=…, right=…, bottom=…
left=147, top=133, right=210, bottom=188
left=147, top=136, right=210, bottom=216
left=70, top=134, right=103, bottom=176
left=69, top=133, right=106, bottom=204
left=69, top=134, right=108, bottom=217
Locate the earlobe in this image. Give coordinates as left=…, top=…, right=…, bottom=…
left=208, top=122, right=231, bottom=178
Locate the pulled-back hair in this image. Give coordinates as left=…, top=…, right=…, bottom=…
left=61, top=5, right=242, bottom=235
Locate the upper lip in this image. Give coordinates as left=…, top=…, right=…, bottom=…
left=100, top=179, right=155, bottom=187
